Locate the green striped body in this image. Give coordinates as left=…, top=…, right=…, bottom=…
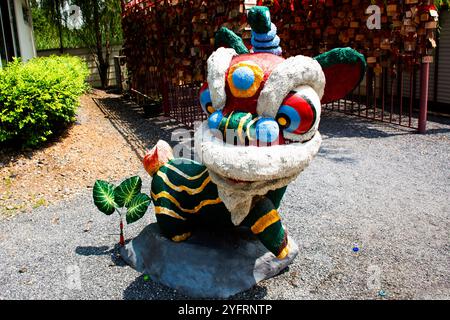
left=151, top=158, right=290, bottom=258
left=151, top=159, right=232, bottom=235
left=216, top=112, right=258, bottom=145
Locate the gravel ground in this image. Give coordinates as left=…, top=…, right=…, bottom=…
left=0, top=90, right=142, bottom=217
left=0, top=97, right=449, bottom=300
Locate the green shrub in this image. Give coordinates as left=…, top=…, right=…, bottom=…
left=0, top=55, right=89, bottom=147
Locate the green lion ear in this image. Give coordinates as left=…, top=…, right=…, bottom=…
left=214, top=27, right=249, bottom=54
left=314, top=47, right=367, bottom=104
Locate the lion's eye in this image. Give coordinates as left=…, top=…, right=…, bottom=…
left=276, top=91, right=316, bottom=135
left=199, top=82, right=215, bottom=115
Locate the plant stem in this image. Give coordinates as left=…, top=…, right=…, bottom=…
left=117, top=209, right=125, bottom=246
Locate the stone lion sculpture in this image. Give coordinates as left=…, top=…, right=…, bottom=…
left=143, top=6, right=366, bottom=260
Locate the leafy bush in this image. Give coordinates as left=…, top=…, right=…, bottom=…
left=0, top=55, right=89, bottom=147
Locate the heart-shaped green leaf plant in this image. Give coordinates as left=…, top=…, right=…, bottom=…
left=93, top=180, right=117, bottom=215
left=114, top=176, right=142, bottom=208
left=126, top=193, right=151, bottom=224
left=92, top=176, right=151, bottom=245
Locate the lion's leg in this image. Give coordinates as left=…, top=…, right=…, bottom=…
left=241, top=197, right=290, bottom=259
left=154, top=207, right=192, bottom=242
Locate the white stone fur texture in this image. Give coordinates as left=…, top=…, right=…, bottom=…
left=257, top=55, right=325, bottom=118
left=194, top=121, right=322, bottom=183
left=206, top=47, right=237, bottom=110
left=194, top=122, right=322, bottom=224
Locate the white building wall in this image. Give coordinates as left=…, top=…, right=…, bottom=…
left=13, top=0, right=36, bottom=61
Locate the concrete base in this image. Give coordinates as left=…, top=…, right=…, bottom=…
left=120, top=223, right=298, bottom=298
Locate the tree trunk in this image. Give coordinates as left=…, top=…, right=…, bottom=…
left=55, top=0, right=64, bottom=53
left=93, top=0, right=108, bottom=88
left=104, top=19, right=112, bottom=88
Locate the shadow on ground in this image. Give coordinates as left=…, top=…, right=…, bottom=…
left=320, top=111, right=450, bottom=140
left=123, top=275, right=191, bottom=300
left=93, top=96, right=193, bottom=161
left=120, top=224, right=273, bottom=300
left=421, top=127, right=450, bottom=135
left=317, top=146, right=358, bottom=164
left=427, top=114, right=450, bottom=127
left=75, top=242, right=129, bottom=267
left=122, top=274, right=268, bottom=300
left=94, top=94, right=450, bottom=162
left=320, top=111, right=414, bottom=139
left=75, top=239, right=270, bottom=300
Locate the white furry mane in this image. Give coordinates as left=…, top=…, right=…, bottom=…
left=206, top=48, right=237, bottom=110
left=256, top=55, right=326, bottom=117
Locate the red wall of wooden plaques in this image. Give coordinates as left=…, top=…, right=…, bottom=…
left=121, top=0, right=439, bottom=94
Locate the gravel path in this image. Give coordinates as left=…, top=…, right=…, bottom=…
left=0, top=97, right=449, bottom=300
left=0, top=90, right=142, bottom=217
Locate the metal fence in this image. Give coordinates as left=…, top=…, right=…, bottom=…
left=166, top=83, right=206, bottom=127
left=128, top=62, right=428, bottom=130
left=129, top=60, right=427, bottom=131
left=129, top=68, right=162, bottom=101
left=129, top=72, right=205, bottom=127
left=325, top=59, right=423, bottom=130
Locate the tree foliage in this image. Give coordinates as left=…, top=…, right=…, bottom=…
left=31, top=0, right=123, bottom=88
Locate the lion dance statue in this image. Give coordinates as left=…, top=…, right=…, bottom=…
left=143, top=6, right=366, bottom=260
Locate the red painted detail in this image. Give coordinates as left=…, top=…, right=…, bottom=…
left=277, top=133, right=286, bottom=145
left=199, top=82, right=208, bottom=93
left=119, top=220, right=125, bottom=246
left=321, top=63, right=362, bottom=104
left=230, top=52, right=285, bottom=68
left=199, top=82, right=209, bottom=112
left=419, top=62, right=430, bottom=133
left=223, top=53, right=285, bottom=115
left=281, top=92, right=315, bottom=134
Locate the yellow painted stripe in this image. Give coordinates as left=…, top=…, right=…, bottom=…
left=251, top=209, right=280, bottom=234
left=154, top=206, right=186, bottom=221
left=172, top=232, right=191, bottom=242
left=237, top=113, right=253, bottom=145
left=246, top=117, right=259, bottom=141
left=163, top=163, right=208, bottom=181
left=277, top=245, right=289, bottom=260
left=224, top=111, right=234, bottom=140
left=156, top=170, right=211, bottom=195
left=151, top=191, right=222, bottom=214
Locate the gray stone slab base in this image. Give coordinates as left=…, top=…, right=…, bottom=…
left=120, top=223, right=298, bottom=298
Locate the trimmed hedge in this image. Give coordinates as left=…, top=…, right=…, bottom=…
left=0, top=55, right=89, bottom=147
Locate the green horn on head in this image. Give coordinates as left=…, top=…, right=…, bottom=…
left=247, top=6, right=271, bottom=33
left=248, top=6, right=282, bottom=56
left=214, top=27, right=249, bottom=55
